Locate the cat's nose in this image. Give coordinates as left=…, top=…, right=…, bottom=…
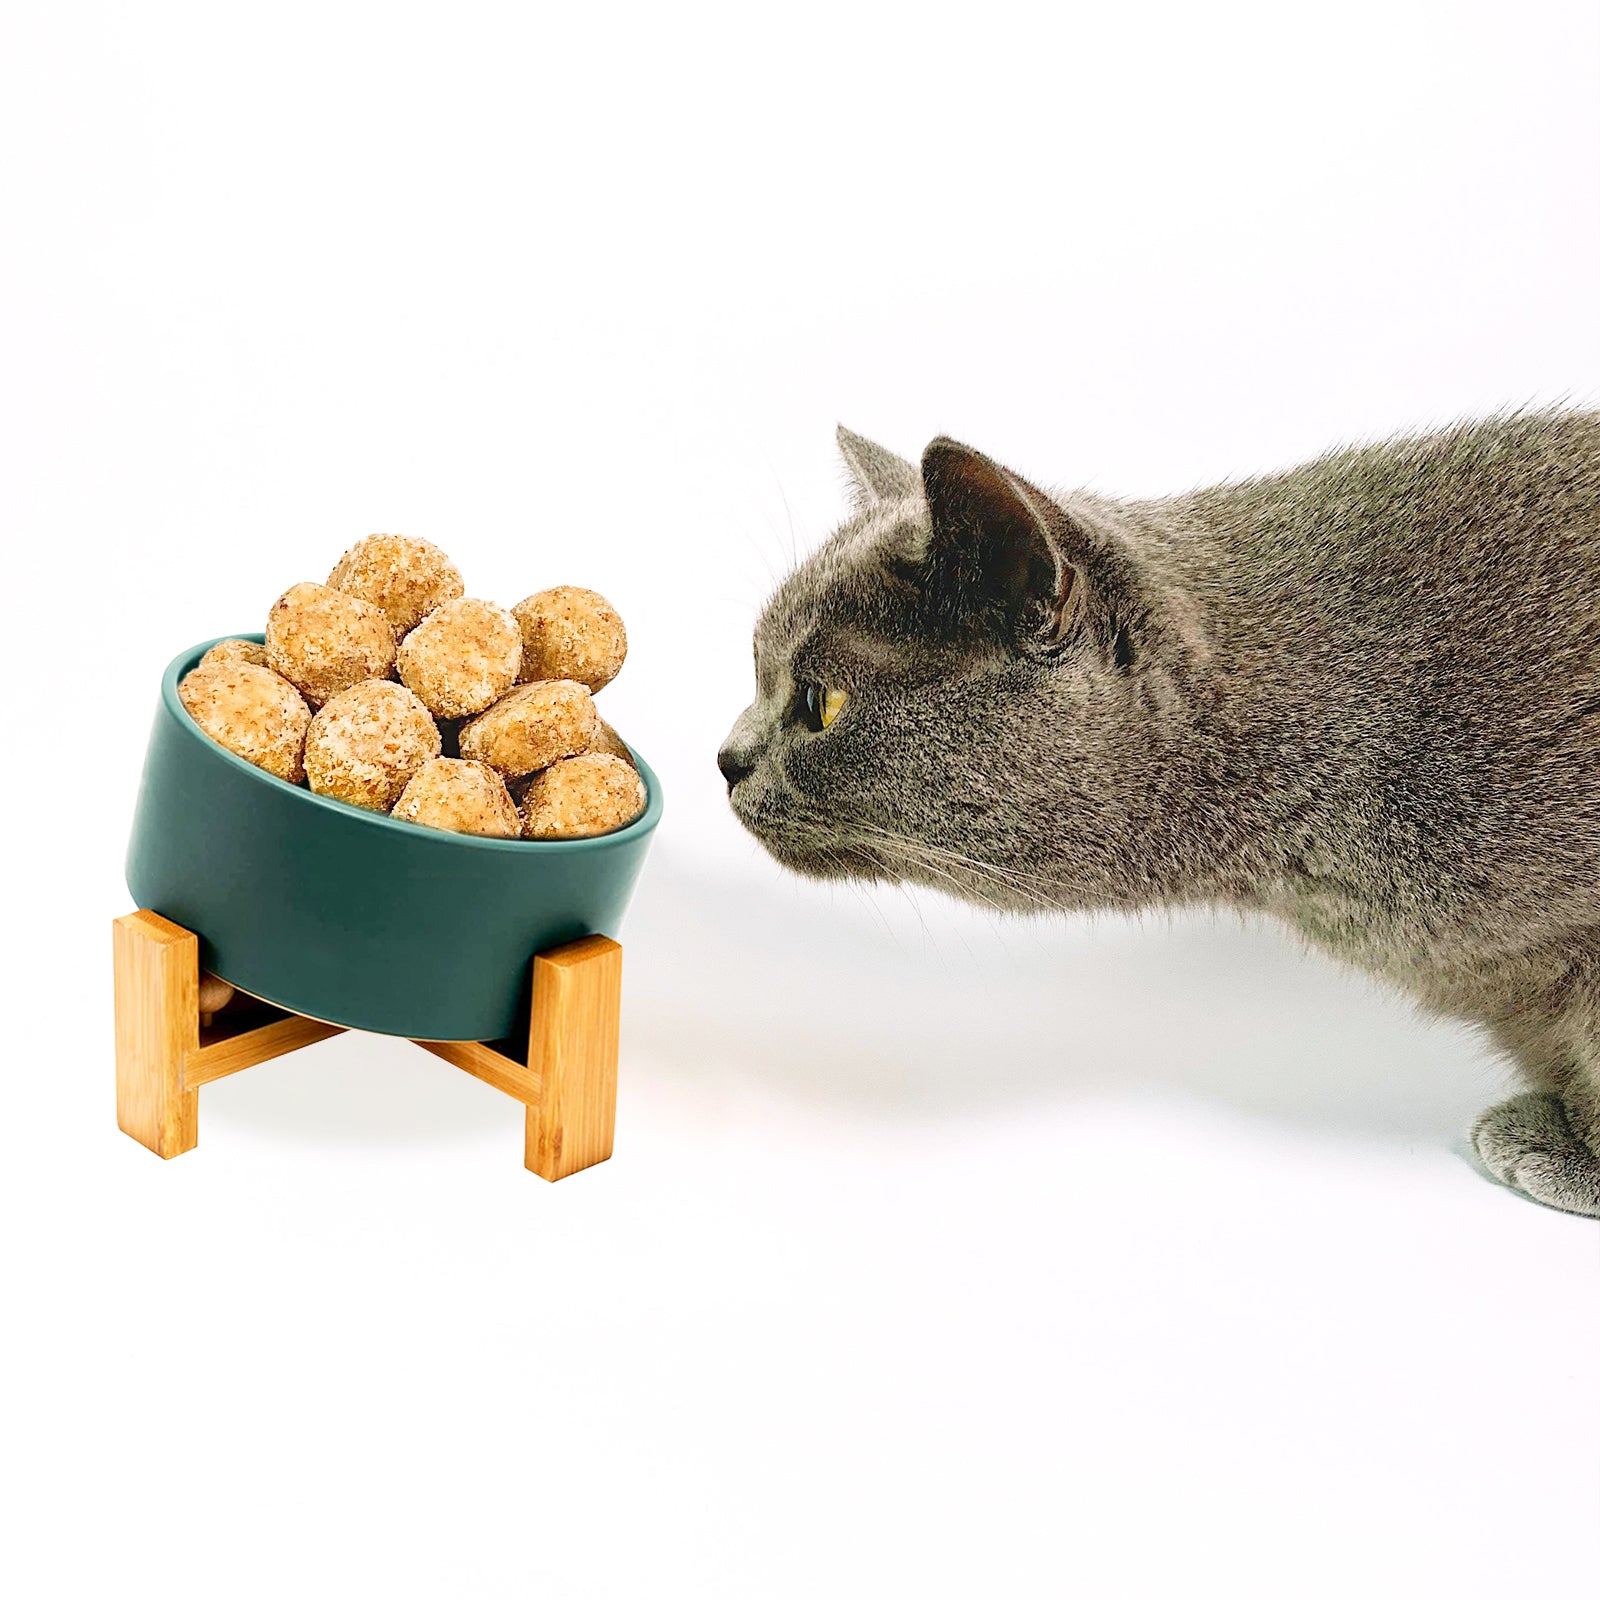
left=717, top=745, right=755, bottom=792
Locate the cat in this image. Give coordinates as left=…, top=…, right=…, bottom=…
left=719, top=411, right=1600, bottom=1217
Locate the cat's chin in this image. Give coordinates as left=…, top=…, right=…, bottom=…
left=731, top=806, right=891, bottom=882
left=748, top=832, right=893, bottom=883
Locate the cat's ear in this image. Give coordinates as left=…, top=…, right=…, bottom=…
left=837, top=425, right=920, bottom=510
left=918, top=437, right=1127, bottom=660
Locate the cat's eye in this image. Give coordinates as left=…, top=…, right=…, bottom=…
left=800, top=683, right=848, bottom=732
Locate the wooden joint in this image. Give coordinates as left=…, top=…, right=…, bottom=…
left=413, top=1039, right=543, bottom=1107
left=414, top=934, right=622, bottom=1181
left=187, top=1012, right=345, bottom=1088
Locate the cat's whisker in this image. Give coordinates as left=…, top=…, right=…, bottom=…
left=768, top=798, right=1059, bottom=913
left=773, top=477, right=804, bottom=573
left=834, top=822, right=1057, bottom=918
left=809, top=813, right=1068, bottom=913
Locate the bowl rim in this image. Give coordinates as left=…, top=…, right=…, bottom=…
left=166, top=635, right=663, bottom=856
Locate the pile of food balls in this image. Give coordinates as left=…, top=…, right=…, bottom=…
left=177, top=535, right=646, bottom=841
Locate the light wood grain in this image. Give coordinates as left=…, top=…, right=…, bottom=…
left=187, top=1013, right=344, bottom=1087
left=414, top=1038, right=543, bottom=1106
left=113, top=910, right=200, bottom=1158
left=524, top=935, right=622, bottom=1181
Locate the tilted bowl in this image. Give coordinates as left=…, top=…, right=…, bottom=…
left=125, top=637, right=663, bottom=1040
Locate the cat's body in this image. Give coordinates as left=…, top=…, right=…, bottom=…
left=720, top=410, right=1600, bottom=1215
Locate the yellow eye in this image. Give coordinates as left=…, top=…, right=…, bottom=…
left=801, top=683, right=849, bottom=731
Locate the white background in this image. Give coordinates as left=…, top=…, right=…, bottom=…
left=3, top=2, right=1598, bottom=1595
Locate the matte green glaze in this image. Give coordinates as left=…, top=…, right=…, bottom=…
left=126, top=637, right=663, bottom=1040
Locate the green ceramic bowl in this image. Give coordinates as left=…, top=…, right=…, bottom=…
left=125, top=637, right=663, bottom=1041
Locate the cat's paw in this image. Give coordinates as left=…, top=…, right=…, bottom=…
left=1471, top=1093, right=1600, bottom=1218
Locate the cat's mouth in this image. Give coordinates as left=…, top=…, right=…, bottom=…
left=732, top=786, right=1061, bottom=910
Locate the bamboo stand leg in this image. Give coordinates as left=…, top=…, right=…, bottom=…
left=113, top=910, right=200, bottom=1158
left=113, top=910, right=344, bottom=1160
left=415, top=936, right=623, bottom=1181
left=523, top=936, right=623, bottom=1181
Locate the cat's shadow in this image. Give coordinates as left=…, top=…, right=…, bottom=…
left=624, top=844, right=1508, bottom=1143
left=199, top=840, right=1505, bottom=1153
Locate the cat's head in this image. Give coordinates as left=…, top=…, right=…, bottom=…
left=719, top=428, right=1192, bottom=910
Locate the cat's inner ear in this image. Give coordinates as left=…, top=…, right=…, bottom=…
left=836, top=425, right=921, bottom=510
left=919, top=437, right=1073, bottom=645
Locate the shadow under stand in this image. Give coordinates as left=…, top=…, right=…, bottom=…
left=112, top=909, right=622, bottom=1180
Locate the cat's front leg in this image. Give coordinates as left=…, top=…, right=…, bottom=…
left=1469, top=982, right=1600, bottom=1217
left=1472, top=1092, right=1600, bottom=1217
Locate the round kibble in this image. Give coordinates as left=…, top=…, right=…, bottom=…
left=198, top=973, right=235, bottom=1023
left=458, top=680, right=597, bottom=778
left=199, top=638, right=269, bottom=670
left=512, top=587, right=627, bottom=692
left=303, top=680, right=442, bottom=811
left=390, top=758, right=521, bottom=838
left=178, top=661, right=311, bottom=784
left=265, top=581, right=396, bottom=707
left=327, top=534, right=465, bottom=638
left=587, top=717, right=634, bottom=766
left=396, top=597, right=522, bottom=718
left=519, top=752, right=646, bottom=840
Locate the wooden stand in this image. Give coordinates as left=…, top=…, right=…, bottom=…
left=112, top=910, right=622, bottom=1180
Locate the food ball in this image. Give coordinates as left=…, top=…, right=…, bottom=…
left=512, top=587, right=627, bottom=692
left=200, top=638, right=269, bottom=670
left=396, top=597, right=522, bottom=718
left=179, top=661, right=311, bottom=784
left=303, top=680, right=442, bottom=811
left=458, top=680, right=597, bottom=778
left=588, top=717, right=634, bottom=766
left=519, top=753, right=646, bottom=840
left=390, top=758, right=521, bottom=838
left=198, top=973, right=236, bottom=1025
left=265, top=581, right=396, bottom=707
left=327, top=534, right=465, bottom=638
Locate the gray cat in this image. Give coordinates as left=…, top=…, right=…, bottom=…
left=719, top=411, right=1600, bottom=1217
